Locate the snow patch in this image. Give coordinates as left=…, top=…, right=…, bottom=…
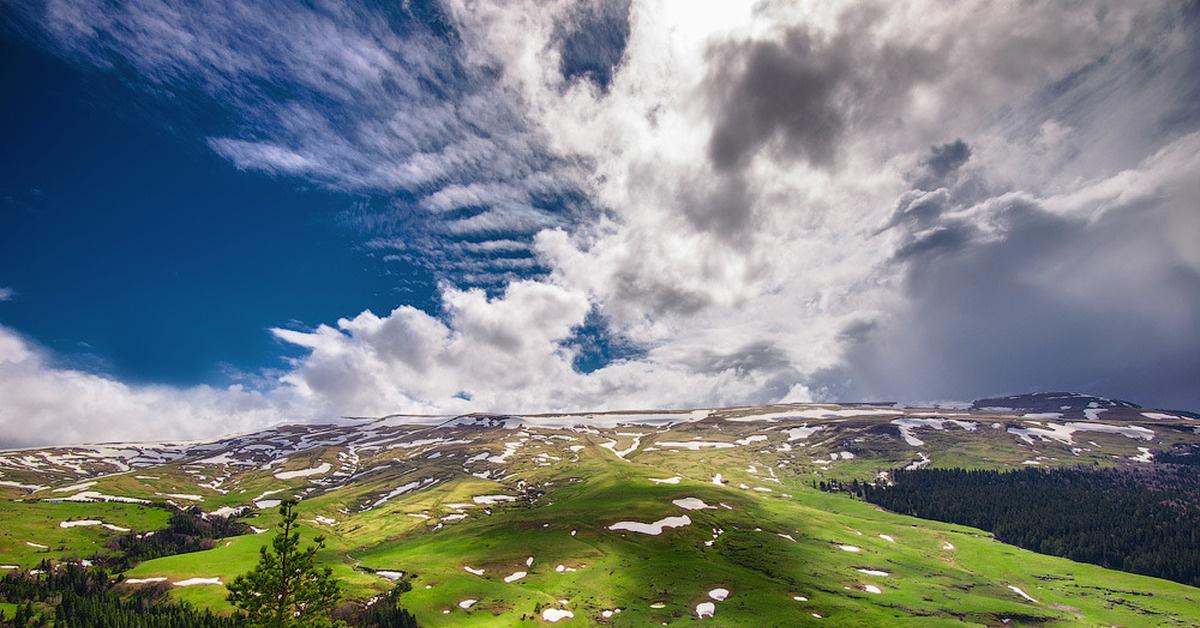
left=274, top=462, right=331, bottom=480
left=542, top=608, right=573, bottom=622
left=160, top=493, right=203, bottom=501
left=857, top=569, right=890, bottom=576
left=472, top=494, right=516, bottom=505
left=47, top=491, right=149, bottom=505
left=1008, top=422, right=1154, bottom=445
left=59, top=519, right=130, bottom=532
left=608, top=515, right=692, bottom=535
left=1008, top=585, right=1037, bottom=603
left=904, top=453, right=931, bottom=470
left=600, top=433, right=643, bottom=459
left=503, top=571, right=526, bottom=583
left=672, top=497, right=713, bottom=510
left=784, top=425, right=825, bottom=441
left=174, top=577, right=221, bottom=586
left=891, top=418, right=977, bottom=447
left=657, top=441, right=735, bottom=450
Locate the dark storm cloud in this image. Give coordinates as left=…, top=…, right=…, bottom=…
left=703, top=8, right=943, bottom=174
left=882, top=140, right=973, bottom=231
left=882, top=140, right=995, bottom=264
left=687, top=341, right=794, bottom=376
left=675, top=172, right=758, bottom=237
left=912, top=139, right=971, bottom=190
left=885, top=188, right=954, bottom=232
left=690, top=7, right=945, bottom=238
left=892, top=225, right=972, bottom=262
left=679, top=342, right=801, bottom=402
left=840, top=157, right=1200, bottom=410
left=705, top=27, right=849, bottom=172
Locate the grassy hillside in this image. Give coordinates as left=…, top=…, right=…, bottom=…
left=1, top=400, right=1198, bottom=625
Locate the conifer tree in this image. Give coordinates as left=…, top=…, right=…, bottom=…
left=227, top=500, right=343, bottom=627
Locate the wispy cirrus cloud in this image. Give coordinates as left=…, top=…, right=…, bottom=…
left=20, top=0, right=589, bottom=286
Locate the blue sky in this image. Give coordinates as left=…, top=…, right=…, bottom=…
left=1, top=29, right=442, bottom=385
left=0, top=0, right=602, bottom=383
left=1, top=1, right=1197, bottom=446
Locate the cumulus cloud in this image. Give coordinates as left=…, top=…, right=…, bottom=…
left=0, top=287, right=14, bottom=301
left=3, top=0, right=1199, bottom=447
left=268, top=278, right=804, bottom=415
left=0, top=327, right=286, bottom=448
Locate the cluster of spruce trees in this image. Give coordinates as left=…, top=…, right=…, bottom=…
left=825, top=466, right=1200, bottom=587
left=1152, top=443, right=1200, bottom=466
left=337, top=581, right=419, bottom=628
left=0, top=562, right=237, bottom=627
left=102, top=506, right=249, bottom=571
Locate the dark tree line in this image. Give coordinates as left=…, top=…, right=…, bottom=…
left=336, top=582, right=419, bottom=628
left=0, top=562, right=237, bottom=627
left=1153, top=443, right=1200, bottom=466
left=103, top=506, right=250, bottom=571
left=1, top=502, right=422, bottom=627
left=824, top=466, right=1200, bottom=587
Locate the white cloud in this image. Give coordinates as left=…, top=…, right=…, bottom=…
left=268, top=279, right=793, bottom=415
left=3, top=0, right=1198, bottom=447
left=431, top=0, right=1198, bottom=408
left=0, top=327, right=288, bottom=448
left=0, top=287, right=14, bottom=301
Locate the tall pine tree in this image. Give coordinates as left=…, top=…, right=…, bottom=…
left=227, top=500, right=343, bottom=627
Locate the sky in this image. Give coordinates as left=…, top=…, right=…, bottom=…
left=1, top=0, right=1198, bottom=447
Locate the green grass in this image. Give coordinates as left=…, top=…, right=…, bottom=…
left=0, top=501, right=170, bottom=567
left=4, top=418, right=1198, bottom=625
left=329, top=456, right=1200, bottom=626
